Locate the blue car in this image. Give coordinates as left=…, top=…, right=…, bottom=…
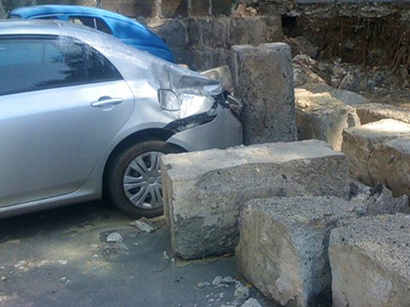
left=8, top=5, right=174, bottom=62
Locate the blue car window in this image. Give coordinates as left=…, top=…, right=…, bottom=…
left=0, top=36, right=87, bottom=96
left=69, top=16, right=113, bottom=35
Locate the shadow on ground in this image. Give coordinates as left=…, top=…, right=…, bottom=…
left=0, top=202, right=273, bottom=307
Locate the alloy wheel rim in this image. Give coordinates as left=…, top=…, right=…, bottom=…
left=122, top=151, right=164, bottom=210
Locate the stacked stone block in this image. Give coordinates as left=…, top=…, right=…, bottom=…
left=330, top=214, right=410, bottom=307
left=161, top=140, right=350, bottom=259
left=236, top=196, right=367, bottom=306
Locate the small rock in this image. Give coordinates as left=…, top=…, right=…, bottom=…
left=241, top=298, right=263, bottom=307
left=107, top=232, right=123, bottom=243
left=212, top=275, right=235, bottom=288
left=60, top=277, right=70, bottom=284
left=1, top=276, right=7, bottom=281
left=0, top=266, right=5, bottom=270
left=234, top=282, right=250, bottom=300
left=196, top=282, right=210, bottom=288
left=58, top=260, right=67, bottom=265
left=129, top=220, right=156, bottom=233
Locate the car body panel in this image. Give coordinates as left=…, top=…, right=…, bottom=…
left=8, top=5, right=174, bottom=62
left=0, top=20, right=243, bottom=218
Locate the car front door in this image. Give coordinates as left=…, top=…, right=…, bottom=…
left=0, top=35, right=134, bottom=207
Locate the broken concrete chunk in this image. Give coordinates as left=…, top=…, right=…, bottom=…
left=230, top=43, right=297, bottom=145
left=295, top=87, right=361, bottom=151
left=350, top=182, right=409, bottom=215
left=236, top=196, right=366, bottom=307
left=106, top=232, right=123, bottom=243
left=354, top=103, right=410, bottom=125
left=342, top=119, right=410, bottom=197
left=240, top=298, right=263, bottom=307
left=330, top=214, right=410, bottom=307
left=162, top=140, right=350, bottom=259
left=129, top=219, right=156, bottom=233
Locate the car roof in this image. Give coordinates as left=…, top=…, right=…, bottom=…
left=10, top=5, right=134, bottom=23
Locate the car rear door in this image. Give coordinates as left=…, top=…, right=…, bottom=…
left=0, top=35, right=134, bottom=207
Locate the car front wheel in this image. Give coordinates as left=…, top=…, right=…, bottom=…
left=106, top=140, right=183, bottom=218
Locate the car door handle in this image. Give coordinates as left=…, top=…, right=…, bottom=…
left=91, top=97, right=123, bottom=107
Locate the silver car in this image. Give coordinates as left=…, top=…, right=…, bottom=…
left=0, top=20, right=243, bottom=218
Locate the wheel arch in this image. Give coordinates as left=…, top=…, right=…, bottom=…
left=102, top=128, right=186, bottom=199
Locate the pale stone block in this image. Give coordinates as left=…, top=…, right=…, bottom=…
left=161, top=140, right=350, bottom=259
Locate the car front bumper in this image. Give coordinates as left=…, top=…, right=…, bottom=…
left=165, top=104, right=243, bottom=152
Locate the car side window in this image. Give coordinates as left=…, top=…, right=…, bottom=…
left=85, top=46, right=122, bottom=82
left=69, top=16, right=113, bottom=35
left=0, top=36, right=87, bottom=96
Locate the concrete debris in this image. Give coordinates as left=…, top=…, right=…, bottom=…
left=295, top=86, right=361, bottom=151
left=330, top=214, right=410, bottom=307
left=230, top=43, right=297, bottom=145
left=211, top=276, right=235, bottom=287
left=162, top=140, right=350, bottom=259
left=342, top=119, right=410, bottom=197
left=234, top=282, right=250, bottom=300
left=59, top=277, right=70, bottom=284
left=129, top=219, right=156, bottom=234
left=106, top=232, right=123, bottom=243
left=240, top=298, right=263, bottom=307
left=236, top=196, right=367, bottom=306
left=196, top=281, right=211, bottom=288
left=1, top=276, right=7, bottom=282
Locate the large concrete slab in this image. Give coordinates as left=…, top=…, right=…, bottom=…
left=342, top=119, right=410, bottom=197
left=161, top=140, right=350, bottom=259
left=236, top=196, right=367, bottom=307
left=230, top=43, right=297, bottom=145
left=330, top=214, right=410, bottom=307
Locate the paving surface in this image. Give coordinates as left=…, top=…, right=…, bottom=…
left=0, top=202, right=273, bottom=307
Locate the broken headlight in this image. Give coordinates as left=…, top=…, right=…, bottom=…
left=158, top=89, right=215, bottom=119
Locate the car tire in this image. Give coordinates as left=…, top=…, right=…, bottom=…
left=106, top=140, right=183, bottom=218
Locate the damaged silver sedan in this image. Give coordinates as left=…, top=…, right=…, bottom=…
left=0, top=20, right=243, bottom=218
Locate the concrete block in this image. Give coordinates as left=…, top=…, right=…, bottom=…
left=295, top=87, right=361, bottom=151
left=161, top=0, right=188, bottom=18
left=211, top=0, right=233, bottom=16
left=188, top=49, right=229, bottom=71
left=188, top=18, right=229, bottom=49
left=230, top=43, right=297, bottom=145
left=154, top=19, right=188, bottom=49
left=101, top=0, right=155, bottom=17
left=330, top=214, right=410, bottom=307
left=190, top=0, right=211, bottom=16
left=161, top=140, right=350, bottom=259
left=229, top=17, right=267, bottom=47
left=354, top=103, right=410, bottom=125
left=342, top=119, right=410, bottom=197
left=236, top=196, right=366, bottom=307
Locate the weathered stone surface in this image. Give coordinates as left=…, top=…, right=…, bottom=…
left=188, top=49, right=229, bottom=71
left=342, top=119, right=410, bottom=197
left=211, top=0, right=233, bottom=16
left=236, top=196, right=366, bottom=307
left=188, top=18, right=229, bottom=49
left=201, top=65, right=234, bottom=92
left=190, top=0, right=210, bottom=16
left=101, top=0, right=155, bottom=17
left=230, top=43, right=297, bottom=145
left=330, top=214, right=410, bottom=307
left=161, top=0, right=188, bottom=18
left=229, top=17, right=267, bottom=47
left=161, top=140, right=350, bottom=259
left=350, top=181, right=409, bottom=215
left=354, top=103, right=410, bottom=125
left=293, top=57, right=328, bottom=87
left=295, top=87, right=361, bottom=151
left=153, top=19, right=187, bottom=49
